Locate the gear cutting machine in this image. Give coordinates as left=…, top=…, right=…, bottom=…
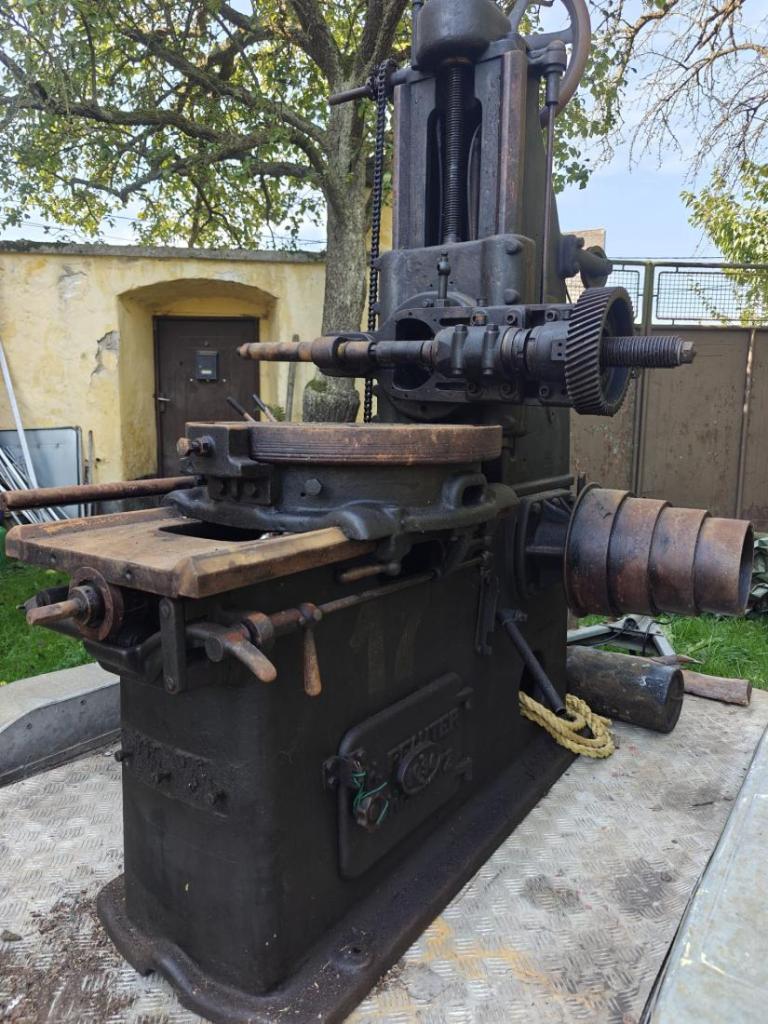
left=6, top=1, right=754, bottom=1021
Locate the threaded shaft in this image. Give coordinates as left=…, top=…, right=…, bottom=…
left=601, top=335, right=695, bottom=368
left=443, top=63, right=466, bottom=245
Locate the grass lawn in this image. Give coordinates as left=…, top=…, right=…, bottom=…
left=0, top=558, right=92, bottom=685
left=580, top=613, right=768, bottom=689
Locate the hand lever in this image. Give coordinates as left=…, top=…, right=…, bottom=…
left=187, top=622, right=277, bottom=684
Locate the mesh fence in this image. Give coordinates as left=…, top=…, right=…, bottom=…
left=567, top=266, right=643, bottom=319
left=567, top=263, right=768, bottom=325
left=654, top=269, right=768, bottom=324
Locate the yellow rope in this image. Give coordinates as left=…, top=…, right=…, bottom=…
left=519, top=692, right=615, bottom=759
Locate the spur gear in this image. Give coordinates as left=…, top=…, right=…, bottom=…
left=565, top=287, right=635, bottom=416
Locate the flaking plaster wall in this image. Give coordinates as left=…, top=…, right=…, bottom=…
left=0, top=246, right=325, bottom=481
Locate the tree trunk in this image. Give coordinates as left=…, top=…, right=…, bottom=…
left=303, top=106, right=369, bottom=423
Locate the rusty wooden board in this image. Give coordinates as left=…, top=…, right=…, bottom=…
left=5, top=508, right=373, bottom=599
left=184, top=421, right=503, bottom=464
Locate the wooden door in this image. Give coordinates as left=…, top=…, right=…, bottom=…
left=154, top=317, right=259, bottom=476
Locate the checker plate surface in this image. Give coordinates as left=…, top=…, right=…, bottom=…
left=1, top=693, right=766, bottom=1024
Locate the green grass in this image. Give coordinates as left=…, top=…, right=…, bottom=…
left=580, top=613, right=768, bottom=689
left=0, top=559, right=92, bottom=685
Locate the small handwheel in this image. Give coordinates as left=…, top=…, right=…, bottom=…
left=509, top=0, right=592, bottom=123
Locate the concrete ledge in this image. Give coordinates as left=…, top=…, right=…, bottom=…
left=644, top=723, right=768, bottom=1022
left=0, top=663, right=119, bottom=786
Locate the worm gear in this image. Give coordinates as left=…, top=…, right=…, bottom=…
left=565, top=287, right=635, bottom=416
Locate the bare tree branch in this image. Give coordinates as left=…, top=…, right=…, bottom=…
left=286, top=0, right=342, bottom=82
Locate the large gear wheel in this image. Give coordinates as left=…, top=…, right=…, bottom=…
left=565, top=287, right=635, bottom=416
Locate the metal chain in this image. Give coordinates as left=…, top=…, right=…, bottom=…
left=364, top=59, right=394, bottom=423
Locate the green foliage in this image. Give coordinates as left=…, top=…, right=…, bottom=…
left=0, top=0, right=616, bottom=252
left=0, top=561, right=92, bottom=684
left=266, top=403, right=286, bottom=421
left=682, top=163, right=768, bottom=316
left=0, top=0, right=337, bottom=247
left=684, top=163, right=768, bottom=266
left=665, top=615, right=768, bottom=690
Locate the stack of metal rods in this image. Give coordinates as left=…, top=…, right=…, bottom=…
left=0, top=446, right=65, bottom=525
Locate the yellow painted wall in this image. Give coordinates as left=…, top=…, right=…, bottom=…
left=0, top=246, right=326, bottom=481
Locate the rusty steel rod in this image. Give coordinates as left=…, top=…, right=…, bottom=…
left=1, top=476, right=195, bottom=513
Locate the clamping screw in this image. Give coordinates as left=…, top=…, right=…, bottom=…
left=176, top=435, right=214, bottom=458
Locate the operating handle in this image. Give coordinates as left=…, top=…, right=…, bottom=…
left=187, top=622, right=277, bottom=684
left=510, top=0, right=592, bottom=123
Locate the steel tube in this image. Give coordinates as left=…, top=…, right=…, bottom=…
left=566, top=646, right=684, bottom=733
left=498, top=610, right=566, bottom=716
left=239, top=341, right=315, bottom=362
left=1, top=476, right=195, bottom=513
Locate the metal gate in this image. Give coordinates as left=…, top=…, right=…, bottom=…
left=570, top=261, right=768, bottom=531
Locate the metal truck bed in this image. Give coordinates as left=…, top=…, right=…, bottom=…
left=2, top=691, right=766, bottom=1024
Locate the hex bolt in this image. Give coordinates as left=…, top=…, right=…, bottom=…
left=303, top=478, right=323, bottom=497
left=176, top=435, right=214, bottom=458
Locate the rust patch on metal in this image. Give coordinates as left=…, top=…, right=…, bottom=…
left=0, top=476, right=194, bottom=514
left=565, top=487, right=754, bottom=617
left=7, top=510, right=374, bottom=599
left=183, top=421, right=503, bottom=465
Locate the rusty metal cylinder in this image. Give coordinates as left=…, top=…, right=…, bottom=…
left=566, top=646, right=684, bottom=734
left=565, top=486, right=753, bottom=618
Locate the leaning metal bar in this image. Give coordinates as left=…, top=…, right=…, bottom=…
left=1, top=476, right=196, bottom=513
left=0, top=339, right=39, bottom=489
left=497, top=609, right=566, bottom=716
left=631, top=261, right=655, bottom=494
left=735, top=327, right=757, bottom=519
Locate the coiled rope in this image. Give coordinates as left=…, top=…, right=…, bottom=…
left=520, top=692, right=615, bottom=759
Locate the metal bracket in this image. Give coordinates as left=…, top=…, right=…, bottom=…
left=567, top=614, right=676, bottom=659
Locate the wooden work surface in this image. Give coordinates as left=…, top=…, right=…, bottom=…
left=6, top=507, right=373, bottom=599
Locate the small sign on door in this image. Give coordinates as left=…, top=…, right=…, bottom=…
left=195, top=350, right=219, bottom=382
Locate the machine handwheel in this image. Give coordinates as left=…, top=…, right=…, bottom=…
left=509, top=0, right=592, bottom=123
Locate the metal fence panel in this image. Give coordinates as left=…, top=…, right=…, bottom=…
left=639, top=328, right=750, bottom=517
left=741, top=330, right=768, bottom=530
left=570, top=260, right=768, bottom=531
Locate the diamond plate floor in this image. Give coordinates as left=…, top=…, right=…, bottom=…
left=1, top=693, right=766, bottom=1024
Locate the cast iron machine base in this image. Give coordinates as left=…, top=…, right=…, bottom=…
left=97, top=732, right=573, bottom=1024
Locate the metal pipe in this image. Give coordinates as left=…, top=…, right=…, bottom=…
left=226, top=396, right=257, bottom=423
left=497, top=610, right=566, bottom=716
left=735, top=327, right=757, bottom=517
left=328, top=83, right=373, bottom=106
left=239, top=340, right=315, bottom=362
left=566, top=647, right=683, bottom=734
left=630, top=261, right=655, bottom=494
left=0, top=339, right=38, bottom=488
left=541, top=99, right=557, bottom=302
left=1, top=475, right=195, bottom=513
